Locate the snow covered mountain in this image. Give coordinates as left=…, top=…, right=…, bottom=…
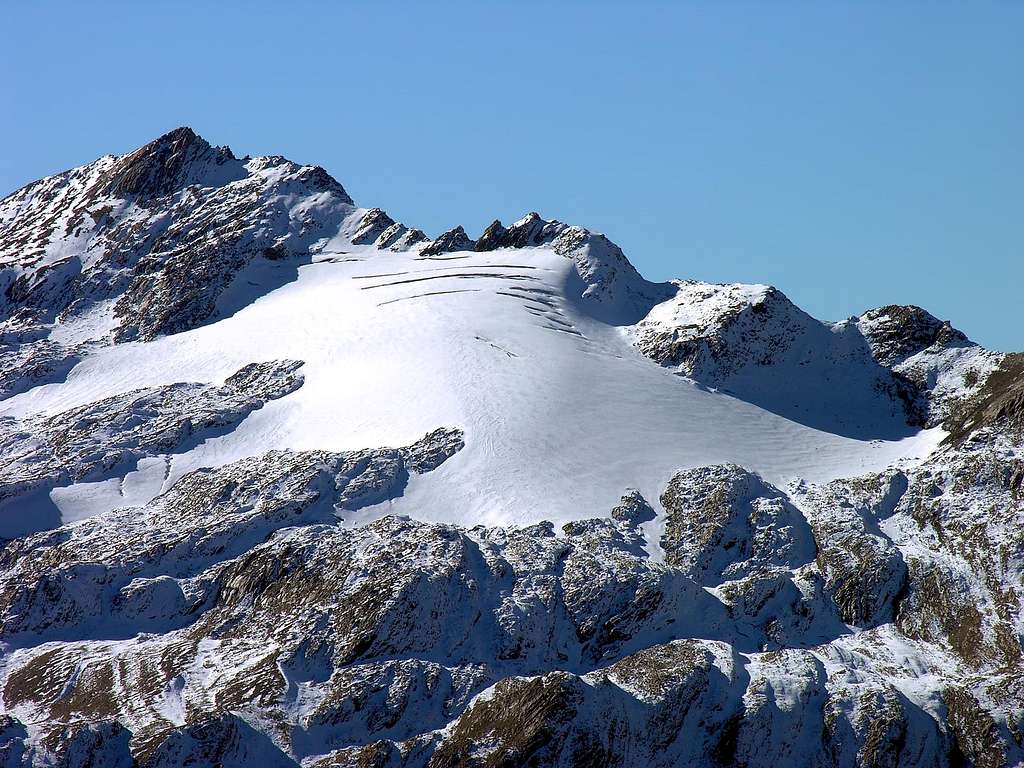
left=0, top=128, right=1021, bottom=767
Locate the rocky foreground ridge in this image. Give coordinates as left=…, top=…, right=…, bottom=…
left=0, top=129, right=1022, bottom=766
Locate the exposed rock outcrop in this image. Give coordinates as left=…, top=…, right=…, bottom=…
left=631, top=281, right=927, bottom=437
left=660, top=464, right=816, bottom=584
left=420, top=225, right=475, bottom=257
left=0, top=360, right=304, bottom=525
left=858, top=304, right=968, bottom=367
left=943, top=352, right=1024, bottom=444
left=610, top=488, right=655, bottom=524
left=794, top=471, right=909, bottom=627
left=349, top=207, right=397, bottom=245
left=102, top=127, right=248, bottom=201
left=1, top=436, right=1022, bottom=765
left=1, top=127, right=357, bottom=344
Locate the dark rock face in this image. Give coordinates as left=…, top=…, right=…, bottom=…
left=370, top=220, right=429, bottom=251
left=416, top=211, right=668, bottom=323
left=943, top=687, right=1007, bottom=768
left=473, top=212, right=570, bottom=252
left=0, top=428, right=465, bottom=640
left=427, top=673, right=593, bottom=767
left=108, top=158, right=352, bottom=341
left=430, top=212, right=573, bottom=256
left=858, top=304, right=968, bottom=367
left=0, top=340, right=80, bottom=400
left=386, top=226, right=429, bottom=251
left=373, top=221, right=405, bottom=248
left=420, top=226, right=475, bottom=257
left=400, top=426, right=466, bottom=473
left=852, top=304, right=1003, bottom=429
left=473, top=219, right=509, bottom=251
left=400, top=227, right=428, bottom=247
left=503, top=212, right=563, bottom=248
left=102, top=127, right=247, bottom=201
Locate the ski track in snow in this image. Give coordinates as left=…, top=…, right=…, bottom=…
left=0, top=246, right=944, bottom=529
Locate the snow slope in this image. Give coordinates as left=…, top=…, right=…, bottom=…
left=0, top=242, right=942, bottom=533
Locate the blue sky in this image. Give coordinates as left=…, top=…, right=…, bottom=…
left=4, top=2, right=1022, bottom=349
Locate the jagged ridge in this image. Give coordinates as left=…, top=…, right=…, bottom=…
left=0, top=127, right=1021, bottom=768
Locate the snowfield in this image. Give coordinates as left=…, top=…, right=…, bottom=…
left=0, top=242, right=943, bottom=532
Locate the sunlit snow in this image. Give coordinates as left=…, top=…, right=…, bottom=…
left=1, top=245, right=944, bottom=528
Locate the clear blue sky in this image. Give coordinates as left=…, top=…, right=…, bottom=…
left=4, top=2, right=1022, bottom=349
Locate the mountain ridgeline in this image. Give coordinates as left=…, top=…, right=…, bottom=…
left=0, top=128, right=1021, bottom=767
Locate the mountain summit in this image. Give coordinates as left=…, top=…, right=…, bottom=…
left=0, top=129, right=1021, bottom=767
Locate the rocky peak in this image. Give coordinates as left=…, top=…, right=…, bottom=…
left=857, top=304, right=969, bottom=367
left=411, top=211, right=666, bottom=322
left=292, top=163, right=353, bottom=202
left=102, top=126, right=246, bottom=200
left=629, top=281, right=931, bottom=437
left=474, top=219, right=509, bottom=251
left=504, top=211, right=560, bottom=247
left=415, top=211, right=660, bottom=320
left=473, top=212, right=570, bottom=252
left=387, top=226, right=428, bottom=250
left=420, top=225, right=475, bottom=257
left=350, top=207, right=397, bottom=245
left=551, top=226, right=670, bottom=324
